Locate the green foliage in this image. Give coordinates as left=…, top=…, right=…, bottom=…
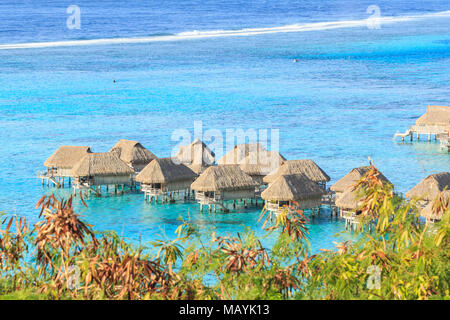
left=0, top=164, right=449, bottom=300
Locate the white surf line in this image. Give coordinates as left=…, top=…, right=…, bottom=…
left=1, top=10, right=449, bottom=50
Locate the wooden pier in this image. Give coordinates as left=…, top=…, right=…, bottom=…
left=394, top=106, right=449, bottom=149
left=37, top=170, right=72, bottom=188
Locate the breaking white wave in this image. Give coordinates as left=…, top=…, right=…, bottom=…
left=1, top=10, right=449, bottom=50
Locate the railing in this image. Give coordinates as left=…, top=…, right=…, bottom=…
left=141, top=186, right=168, bottom=195
left=322, top=192, right=335, bottom=205
left=37, top=169, right=60, bottom=178
left=266, top=202, right=281, bottom=212
left=195, top=192, right=221, bottom=203
left=37, top=170, right=49, bottom=178
left=72, top=180, right=91, bottom=189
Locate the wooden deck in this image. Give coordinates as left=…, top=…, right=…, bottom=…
left=37, top=170, right=70, bottom=188
left=394, top=125, right=448, bottom=143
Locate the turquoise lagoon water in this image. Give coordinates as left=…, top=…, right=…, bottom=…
left=0, top=1, right=449, bottom=253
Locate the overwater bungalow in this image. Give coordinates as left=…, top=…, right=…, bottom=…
left=405, top=172, right=450, bottom=205
left=109, top=139, right=157, bottom=172
left=334, top=187, right=365, bottom=230
left=395, top=105, right=450, bottom=142
left=261, top=174, right=326, bottom=215
left=263, top=159, right=330, bottom=189
left=217, top=143, right=267, bottom=165
left=239, top=150, right=286, bottom=185
left=190, top=165, right=259, bottom=212
left=420, top=190, right=449, bottom=223
left=70, top=152, right=134, bottom=195
left=330, top=166, right=392, bottom=199
left=415, top=105, right=450, bottom=134
left=175, top=139, right=215, bottom=174
left=135, top=158, right=197, bottom=203
left=40, top=146, right=92, bottom=187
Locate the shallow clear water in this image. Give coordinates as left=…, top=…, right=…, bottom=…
left=0, top=1, right=448, bottom=253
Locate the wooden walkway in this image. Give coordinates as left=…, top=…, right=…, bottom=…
left=37, top=171, right=69, bottom=188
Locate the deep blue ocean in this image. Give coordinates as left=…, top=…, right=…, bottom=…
left=0, top=1, right=449, bottom=253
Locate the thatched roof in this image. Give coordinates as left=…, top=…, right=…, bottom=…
left=135, top=158, right=197, bottom=184
left=335, top=187, right=364, bottom=210
left=261, top=174, right=326, bottom=201
left=185, top=164, right=209, bottom=175
left=405, top=172, right=450, bottom=201
left=330, top=166, right=392, bottom=193
left=175, top=139, right=215, bottom=167
left=44, top=146, right=92, bottom=169
left=239, top=151, right=286, bottom=177
left=415, top=106, right=450, bottom=128
left=420, top=190, right=450, bottom=221
left=109, top=139, right=157, bottom=166
left=217, top=143, right=267, bottom=165
left=71, top=153, right=134, bottom=176
left=191, top=165, right=258, bottom=192
left=263, top=160, right=330, bottom=184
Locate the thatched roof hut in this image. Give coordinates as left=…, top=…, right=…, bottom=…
left=335, top=188, right=363, bottom=211
left=415, top=106, right=450, bottom=130
left=331, top=166, right=392, bottom=194
left=239, top=150, right=286, bottom=184
left=71, top=153, right=134, bottom=177
left=135, top=158, right=197, bottom=185
left=263, top=160, right=330, bottom=186
left=420, top=190, right=449, bottom=221
left=191, top=165, right=259, bottom=205
left=405, top=172, right=450, bottom=202
left=109, top=139, right=157, bottom=171
left=175, top=139, right=215, bottom=174
left=44, top=146, right=92, bottom=169
left=191, top=165, right=258, bottom=192
left=261, top=174, right=326, bottom=208
left=217, top=143, right=267, bottom=165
